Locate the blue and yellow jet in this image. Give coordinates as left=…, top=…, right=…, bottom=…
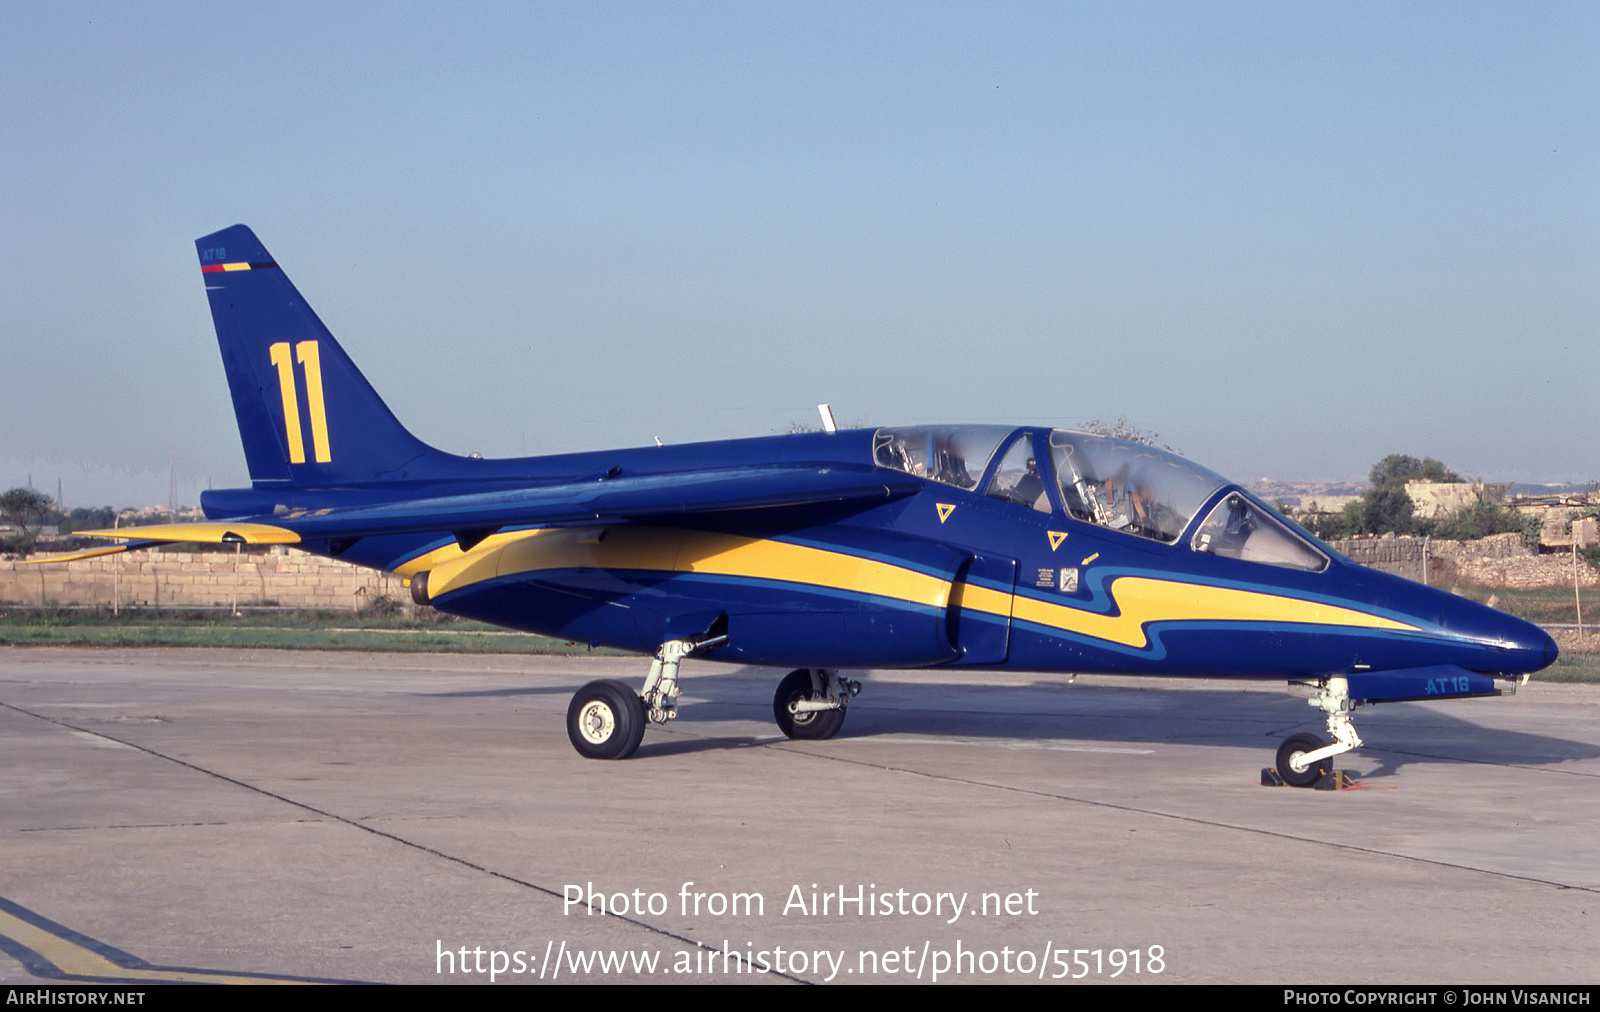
left=65, top=225, right=1558, bottom=784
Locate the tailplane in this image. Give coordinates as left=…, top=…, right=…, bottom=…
left=197, top=224, right=445, bottom=485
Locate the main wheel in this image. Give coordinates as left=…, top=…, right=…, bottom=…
left=773, top=668, right=846, bottom=740
left=1276, top=732, right=1331, bottom=788
left=567, top=679, right=647, bottom=759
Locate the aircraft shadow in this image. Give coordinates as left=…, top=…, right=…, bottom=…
left=645, top=667, right=1600, bottom=777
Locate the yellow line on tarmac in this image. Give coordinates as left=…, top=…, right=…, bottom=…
left=0, top=905, right=311, bottom=984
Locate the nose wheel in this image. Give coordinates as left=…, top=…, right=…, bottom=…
left=1275, top=733, right=1332, bottom=788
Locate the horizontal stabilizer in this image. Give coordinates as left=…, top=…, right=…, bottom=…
left=73, top=523, right=302, bottom=546
left=21, top=540, right=165, bottom=564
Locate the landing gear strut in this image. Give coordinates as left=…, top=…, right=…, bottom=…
left=566, top=631, right=727, bottom=760
left=1274, top=676, right=1364, bottom=787
left=773, top=668, right=859, bottom=740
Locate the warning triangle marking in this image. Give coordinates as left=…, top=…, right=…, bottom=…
left=936, top=503, right=956, bottom=524
left=1047, top=531, right=1067, bottom=551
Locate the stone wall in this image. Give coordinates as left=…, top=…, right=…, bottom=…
left=0, top=547, right=409, bottom=610
left=1331, top=532, right=1598, bottom=589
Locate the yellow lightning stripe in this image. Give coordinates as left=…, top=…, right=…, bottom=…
left=948, top=580, right=1013, bottom=621
left=407, top=528, right=1416, bottom=650
left=391, top=529, right=540, bottom=579
left=422, top=527, right=953, bottom=611
left=74, top=523, right=301, bottom=545
left=219, top=262, right=254, bottom=271
left=0, top=907, right=305, bottom=985
left=1012, top=576, right=1418, bottom=648
left=678, top=531, right=951, bottom=607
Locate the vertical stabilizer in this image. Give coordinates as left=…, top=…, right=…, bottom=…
left=197, top=225, right=444, bottom=485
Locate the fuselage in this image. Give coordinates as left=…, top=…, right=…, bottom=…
left=200, top=425, right=1557, bottom=681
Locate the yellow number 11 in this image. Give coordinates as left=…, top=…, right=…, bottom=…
left=268, top=341, right=332, bottom=464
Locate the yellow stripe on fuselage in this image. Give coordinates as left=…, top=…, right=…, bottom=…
left=420, top=527, right=954, bottom=612
left=1012, top=576, right=1416, bottom=648
left=401, top=527, right=1417, bottom=648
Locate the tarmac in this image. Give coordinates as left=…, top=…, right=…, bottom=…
left=1, top=646, right=1596, bottom=985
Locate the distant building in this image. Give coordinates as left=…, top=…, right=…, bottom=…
left=1503, top=491, right=1598, bottom=551
left=1405, top=480, right=1488, bottom=520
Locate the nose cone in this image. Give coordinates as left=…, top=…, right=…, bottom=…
left=1468, top=603, right=1558, bottom=675
left=1335, top=565, right=1559, bottom=676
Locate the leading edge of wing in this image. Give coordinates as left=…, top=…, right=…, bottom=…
left=80, top=465, right=923, bottom=546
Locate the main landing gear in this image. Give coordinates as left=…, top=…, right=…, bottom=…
left=1271, top=676, right=1364, bottom=788
left=567, top=634, right=724, bottom=760
left=773, top=668, right=860, bottom=741
left=565, top=637, right=860, bottom=758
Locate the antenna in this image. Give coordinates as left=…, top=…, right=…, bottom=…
left=817, top=404, right=838, bottom=433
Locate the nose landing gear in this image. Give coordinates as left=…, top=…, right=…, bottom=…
left=1270, top=677, right=1364, bottom=788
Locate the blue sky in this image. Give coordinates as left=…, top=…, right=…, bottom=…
left=2, top=2, right=1594, bottom=507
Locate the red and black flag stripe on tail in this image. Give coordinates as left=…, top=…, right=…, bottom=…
left=200, top=261, right=279, bottom=273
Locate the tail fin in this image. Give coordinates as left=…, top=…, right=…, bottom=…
left=197, top=225, right=444, bottom=485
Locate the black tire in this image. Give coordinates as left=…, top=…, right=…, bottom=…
left=1276, top=732, right=1331, bottom=788
left=567, top=679, right=647, bottom=759
left=773, top=668, right=846, bottom=740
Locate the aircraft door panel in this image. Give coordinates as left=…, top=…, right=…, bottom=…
left=947, top=552, right=1015, bottom=665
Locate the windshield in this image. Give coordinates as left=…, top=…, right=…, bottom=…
left=1048, top=430, right=1227, bottom=543
left=1191, top=491, right=1329, bottom=572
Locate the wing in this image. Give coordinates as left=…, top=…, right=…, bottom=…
left=62, top=465, right=922, bottom=551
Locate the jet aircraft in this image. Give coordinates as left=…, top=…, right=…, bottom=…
left=57, top=225, right=1558, bottom=785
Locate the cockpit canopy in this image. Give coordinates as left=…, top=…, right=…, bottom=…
left=871, top=425, right=1015, bottom=493
left=871, top=425, right=1330, bottom=572
left=1046, top=429, right=1226, bottom=544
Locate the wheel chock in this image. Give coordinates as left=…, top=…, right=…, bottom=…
left=1262, top=767, right=1355, bottom=789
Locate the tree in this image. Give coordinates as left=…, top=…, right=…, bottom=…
left=1078, top=417, right=1178, bottom=453
left=58, top=506, right=117, bottom=535
left=0, top=487, right=54, bottom=554
left=1368, top=454, right=1460, bottom=487
left=1359, top=483, right=1419, bottom=536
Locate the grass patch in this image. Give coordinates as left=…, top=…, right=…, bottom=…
left=0, top=606, right=636, bottom=655
left=1539, top=653, right=1600, bottom=683
left=1451, top=584, right=1595, bottom=627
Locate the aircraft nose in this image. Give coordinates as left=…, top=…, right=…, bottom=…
left=1496, top=613, right=1558, bottom=674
